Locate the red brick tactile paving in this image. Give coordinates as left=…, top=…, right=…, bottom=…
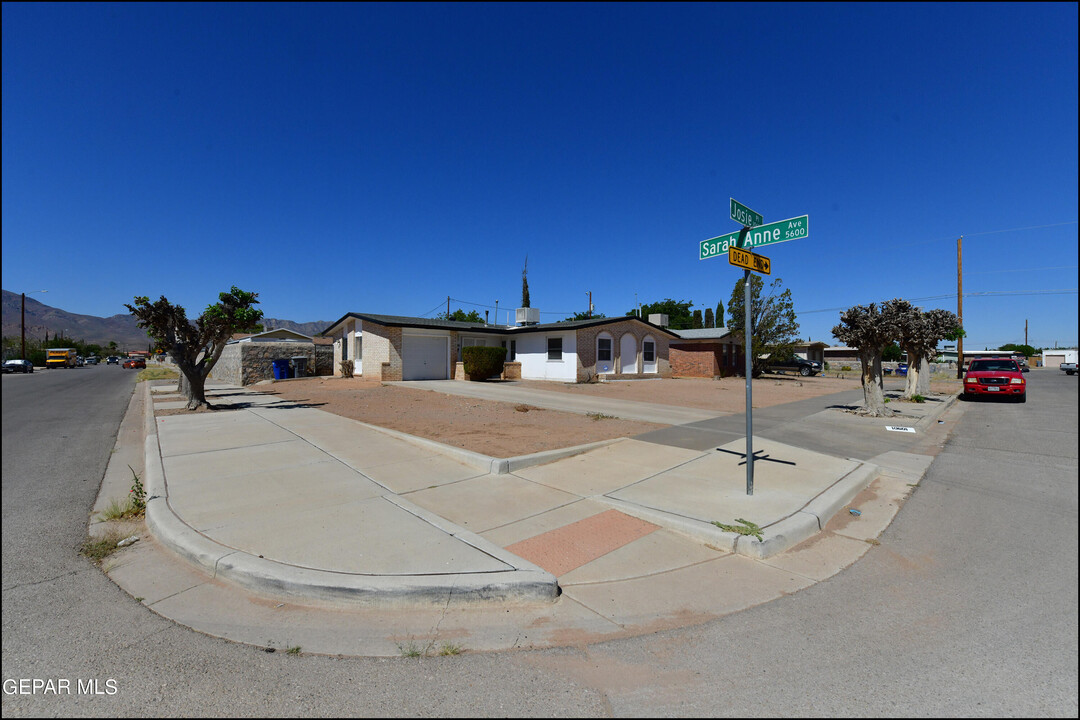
left=505, top=509, right=660, bottom=577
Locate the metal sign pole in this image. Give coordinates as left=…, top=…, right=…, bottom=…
left=736, top=227, right=754, bottom=495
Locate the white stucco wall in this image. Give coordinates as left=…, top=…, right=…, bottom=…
left=516, top=331, right=577, bottom=381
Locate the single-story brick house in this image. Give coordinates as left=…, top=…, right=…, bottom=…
left=668, top=328, right=745, bottom=378
left=322, top=312, right=679, bottom=382
left=669, top=334, right=827, bottom=378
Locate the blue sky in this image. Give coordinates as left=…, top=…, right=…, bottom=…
left=3, top=3, right=1077, bottom=349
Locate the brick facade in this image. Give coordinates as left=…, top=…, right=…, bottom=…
left=575, top=319, right=672, bottom=382
left=670, top=340, right=744, bottom=378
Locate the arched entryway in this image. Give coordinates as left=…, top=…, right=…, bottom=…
left=620, top=334, right=637, bottom=374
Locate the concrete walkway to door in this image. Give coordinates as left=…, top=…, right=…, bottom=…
left=390, top=380, right=725, bottom=425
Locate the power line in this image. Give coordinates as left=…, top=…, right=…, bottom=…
left=963, top=221, right=1078, bottom=237
left=966, top=265, right=1078, bottom=275
left=888, top=220, right=1078, bottom=249
left=416, top=300, right=447, bottom=318
left=798, top=289, right=1077, bottom=315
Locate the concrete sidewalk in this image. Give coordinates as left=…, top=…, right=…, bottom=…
left=98, top=379, right=959, bottom=656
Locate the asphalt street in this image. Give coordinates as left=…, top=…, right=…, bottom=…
left=2, top=367, right=1076, bottom=716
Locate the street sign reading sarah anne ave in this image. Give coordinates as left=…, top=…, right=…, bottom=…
left=700, top=214, right=809, bottom=260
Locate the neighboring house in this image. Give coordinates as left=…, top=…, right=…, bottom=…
left=793, top=341, right=827, bottom=365
left=214, top=328, right=332, bottom=385
left=322, top=312, right=678, bottom=382
left=668, top=327, right=744, bottom=378
left=824, top=346, right=859, bottom=364
left=1041, top=348, right=1078, bottom=368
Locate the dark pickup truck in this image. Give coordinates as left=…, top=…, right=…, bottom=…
left=766, top=356, right=822, bottom=377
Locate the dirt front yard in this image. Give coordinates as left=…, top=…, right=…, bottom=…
left=252, top=378, right=666, bottom=458
left=515, top=372, right=962, bottom=413
left=247, top=373, right=960, bottom=458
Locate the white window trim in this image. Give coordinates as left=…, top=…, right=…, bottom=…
left=547, top=336, right=564, bottom=362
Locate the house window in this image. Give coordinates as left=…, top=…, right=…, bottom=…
left=598, top=337, right=612, bottom=362
left=547, top=337, right=563, bottom=361
left=460, top=337, right=487, bottom=361
left=643, top=341, right=655, bottom=363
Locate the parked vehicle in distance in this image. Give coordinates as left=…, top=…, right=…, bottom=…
left=3, top=359, right=34, bottom=373
left=963, top=358, right=1026, bottom=402
left=122, top=357, right=146, bottom=369
left=766, top=355, right=822, bottom=377
left=85, top=356, right=99, bottom=365
left=46, top=348, right=78, bottom=369
left=106, top=356, right=120, bottom=365
left=1062, top=362, right=1077, bottom=376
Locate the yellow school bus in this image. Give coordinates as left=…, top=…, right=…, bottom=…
left=46, top=347, right=78, bottom=368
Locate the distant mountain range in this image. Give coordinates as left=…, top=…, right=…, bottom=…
left=1, top=290, right=330, bottom=350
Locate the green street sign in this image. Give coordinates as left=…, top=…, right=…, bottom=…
left=730, top=198, right=763, bottom=228
left=700, top=214, right=809, bottom=260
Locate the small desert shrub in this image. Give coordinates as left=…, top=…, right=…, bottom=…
left=339, top=359, right=354, bottom=378
left=462, top=346, right=507, bottom=381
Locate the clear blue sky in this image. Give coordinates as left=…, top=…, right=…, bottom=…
left=3, top=3, right=1077, bottom=350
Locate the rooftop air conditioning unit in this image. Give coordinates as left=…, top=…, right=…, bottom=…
left=648, top=314, right=669, bottom=327
left=516, top=307, right=540, bottom=325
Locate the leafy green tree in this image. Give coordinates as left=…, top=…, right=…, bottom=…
left=629, top=299, right=694, bottom=329
left=999, top=343, right=1036, bottom=358
left=439, top=308, right=484, bottom=323
left=882, top=342, right=903, bottom=362
left=727, top=276, right=800, bottom=377
left=563, top=311, right=607, bottom=321
left=704, top=307, right=715, bottom=328
left=126, top=286, right=263, bottom=410
left=691, top=310, right=703, bottom=329
left=716, top=301, right=724, bottom=328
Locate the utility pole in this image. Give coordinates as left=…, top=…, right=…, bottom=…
left=957, top=236, right=964, bottom=378
left=1025, top=319, right=1028, bottom=348
left=586, top=290, right=593, bottom=318
left=446, top=296, right=450, bottom=319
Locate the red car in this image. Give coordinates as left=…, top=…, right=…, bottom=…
left=122, top=358, right=146, bottom=369
left=963, top=358, right=1026, bottom=402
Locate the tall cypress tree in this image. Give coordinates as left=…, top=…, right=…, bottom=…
left=521, top=256, right=530, bottom=308
left=704, top=307, right=715, bottom=328
left=716, top=301, right=725, bottom=328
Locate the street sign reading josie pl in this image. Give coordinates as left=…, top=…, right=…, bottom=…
left=700, top=214, right=809, bottom=260
left=730, top=198, right=763, bottom=228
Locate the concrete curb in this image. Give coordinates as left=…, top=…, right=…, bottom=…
left=347, top=418, right=620, bottom=475
left=597, top=459, right=880, bottom=559
left=734, top=461, right=879, bottom=559
left=913, top=392, right=959, bottom=432
left=142, top=384, right=559, bottom=607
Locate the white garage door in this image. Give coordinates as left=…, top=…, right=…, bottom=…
left=1045, top=354, right=1065, bottom=368
left=403, top=334, right=448, bottom=380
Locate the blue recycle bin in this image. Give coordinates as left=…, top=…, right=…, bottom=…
left=272, top=359, right=292, bottom=380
